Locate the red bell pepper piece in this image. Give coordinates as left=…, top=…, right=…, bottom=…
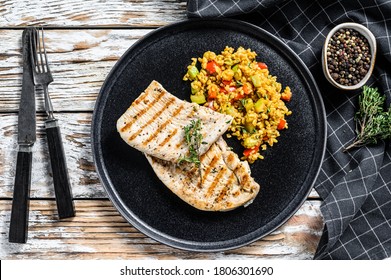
left=243, top=83, right=253, bottom=94
left=206, top=61, right=219, bottom=74
left=281, top=90, right=292, bottom=102
left=257, top=62, right=268, bottom=69
left=243, top=145, right=260, bottom=157
left=277, top=119, right=286, bottom=130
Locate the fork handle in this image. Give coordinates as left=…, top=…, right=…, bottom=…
left=9, top=148, right=32, bottom=243
left=45, top=119, right=75, bottom=219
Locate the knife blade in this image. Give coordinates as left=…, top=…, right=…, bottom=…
left=9, top=28, right=36, bottom=243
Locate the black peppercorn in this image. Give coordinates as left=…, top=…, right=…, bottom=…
left=326, top=28, right=371, bottom=86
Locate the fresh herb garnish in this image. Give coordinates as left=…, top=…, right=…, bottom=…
left=179, top=119, right=203, bottom=166
left=344, top=86, right=391, bottom=152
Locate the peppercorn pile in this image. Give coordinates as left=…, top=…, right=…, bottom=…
left=326, top=28, right=372, bottom=86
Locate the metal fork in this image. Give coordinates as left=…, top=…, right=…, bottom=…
left=30, top=27, right=75, bottom=219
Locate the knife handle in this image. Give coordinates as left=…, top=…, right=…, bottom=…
left=45, top=119, right=75, bottom=219
left=9, top=149, right=32, bottom=243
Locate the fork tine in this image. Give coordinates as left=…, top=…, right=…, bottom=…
left=37, top=28, right=45, bottom=73
left=34, top=28, right=41, bottom=73
left=41, top=27, right=50, bottom=73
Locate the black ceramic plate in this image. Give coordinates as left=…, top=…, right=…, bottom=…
left=92, top=19, right=326, bottom=252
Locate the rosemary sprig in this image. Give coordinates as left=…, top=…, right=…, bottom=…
left=179, top=119, right=203, bottom=166
left=344, top=86, right=391, bottom=152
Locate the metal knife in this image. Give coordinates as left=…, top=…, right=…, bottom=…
left=9, top=28, right=36, bottom=243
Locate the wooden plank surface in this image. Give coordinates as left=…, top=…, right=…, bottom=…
left=0, top=0, right=187, bottom=27
left=0, top=113, right=102, bottom=198
left=0, top=200, right=323, bottom=260
left=0, top=29, right=151, bottom=112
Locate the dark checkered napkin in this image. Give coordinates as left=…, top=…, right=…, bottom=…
left=187, top=0, right=391, bottom=259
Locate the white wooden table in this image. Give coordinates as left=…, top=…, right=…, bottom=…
left=0, top=0, right=324, bottom=260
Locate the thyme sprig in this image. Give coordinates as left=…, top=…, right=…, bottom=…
left=179, top=118, right=203, bottom=166
left=344, top=86, right=391, bottom=152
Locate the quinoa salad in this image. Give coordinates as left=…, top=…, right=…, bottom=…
left=183, top=46, right=292, bottom=163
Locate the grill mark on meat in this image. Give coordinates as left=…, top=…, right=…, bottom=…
left=180, top=152, right=218, bottom=191
left=226, top=153, right=235, bottom=163
left=226, top=172, right=237, bottom=188
left=176, top=139, right=185, bottom=150
left=127, top=97, right=176, bottom=142
left=142, top=103, right=185, bottom=146
left=201, top=155, right=219, bottom=184
left=132, top=91, right=148, bottom=106
left=224, top=153, right=253, bottom=191
left=158, top=128, right=179, bottom=148
left=183, top=165, right=201, bottom=189
left=241, top=174, right=251, bottom=190
left=120, top=90, right=166, bottom=133
left=187, top=106, right=198, bottom=118
left=233, top=164, right=251, bottom=191
left=215, top=173, right=236, bottom=203
left=206, top=167, right=227, bottom=198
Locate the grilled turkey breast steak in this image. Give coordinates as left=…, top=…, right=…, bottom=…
left=145, top=137, right=260, bottom=211
left=117, top=80, right=233, bottom=163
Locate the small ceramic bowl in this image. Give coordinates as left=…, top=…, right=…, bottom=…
left=322, top=22, right=377, bottom=90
